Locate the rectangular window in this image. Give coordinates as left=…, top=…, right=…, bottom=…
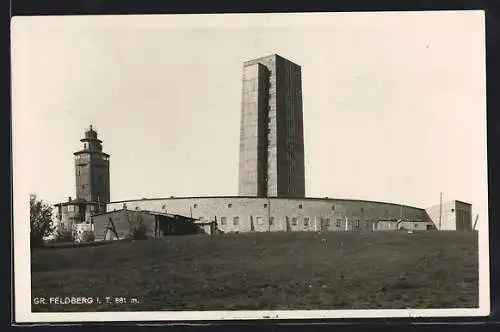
left=256, top=216, right=263, bottom=225
left=304, top=217, right=310, bottom=226
left=221, top=217, right=227, bottom=225
left=269, top=217, right=274, bottom=225
left=291, top=217, right=298, bottom=226
left=336, top=219, right=342, bottom=228
left=324, top=218, right=330, bottom=226
left=233, top=216, right=239, bottom=226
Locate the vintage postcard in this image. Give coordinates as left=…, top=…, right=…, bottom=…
left=11, top=11, right=489, bottom=323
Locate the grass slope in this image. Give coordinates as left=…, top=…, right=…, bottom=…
left=31, top=231, right=478, bottom=312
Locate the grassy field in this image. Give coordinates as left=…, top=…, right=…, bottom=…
left=31, top=231, right=478, bottom=312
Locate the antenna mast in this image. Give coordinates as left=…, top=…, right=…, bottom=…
left=438, top=192, right=443, bottom=230
left=473, top=214, right=479, bottom=230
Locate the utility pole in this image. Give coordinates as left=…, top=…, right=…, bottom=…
left=267, top=196, right=271, bottom=232
left=439, top=192, right=443, bottom=230
left=473, top=214, right=479, bottom=230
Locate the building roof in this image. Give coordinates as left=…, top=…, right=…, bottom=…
left=243, top=53, right=301, bottom=68
left=106, top=195, right=426, bottom=211
left=54, top=198, right=102, bottom=207
left=92, top=208, right=198, bottom=222
left=425, top=199, right=472, bottom=210
left=73, top=150, right=110, bottom=157
left=146, top=210, right=198, bottom=221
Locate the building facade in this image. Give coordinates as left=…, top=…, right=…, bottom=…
left=425, top=200, right=473, bottom=231
left=53, top=198, right=100, bottom=234
left=106, top=196, right=438, bottom=233
left=239, top=54, right=305, bottom=198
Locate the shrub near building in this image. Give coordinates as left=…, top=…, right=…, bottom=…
left=30, top=194, right=55, bottom=248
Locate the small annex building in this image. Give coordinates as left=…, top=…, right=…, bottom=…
left=91, top=209, right=216, bottom=241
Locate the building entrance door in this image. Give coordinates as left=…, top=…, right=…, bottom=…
left=320, top=218, right=329, bottom=232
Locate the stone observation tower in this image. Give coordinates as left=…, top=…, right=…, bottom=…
left=74, top=125, right=110, bottom=207
left=238, top=54, right=305, bottom=198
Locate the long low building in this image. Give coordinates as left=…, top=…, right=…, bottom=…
left=105, top=196, right=473, bottom=233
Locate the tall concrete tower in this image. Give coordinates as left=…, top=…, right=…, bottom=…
left=238, top=54, right=305, bottom=198
left=74, top=125, right=110, bottom=204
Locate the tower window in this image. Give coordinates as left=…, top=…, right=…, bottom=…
left=228, top=203, right=232, bottom=208
left=193, top=204, right=198, bottom=208
left=304, top=217, right=310, bottom=226
left=263, top=203, right=268, bottom=208
left=298, top=204, right=303, bottom=209
left=361, top=207, right=364, bottom=213
left=162, top=204, right=166, bottom=210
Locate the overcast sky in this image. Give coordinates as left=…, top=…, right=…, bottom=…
left=12, top=11, right=488, bottom=226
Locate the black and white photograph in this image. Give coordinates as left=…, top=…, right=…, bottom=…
left=12, top=11, right=489, bottom=322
